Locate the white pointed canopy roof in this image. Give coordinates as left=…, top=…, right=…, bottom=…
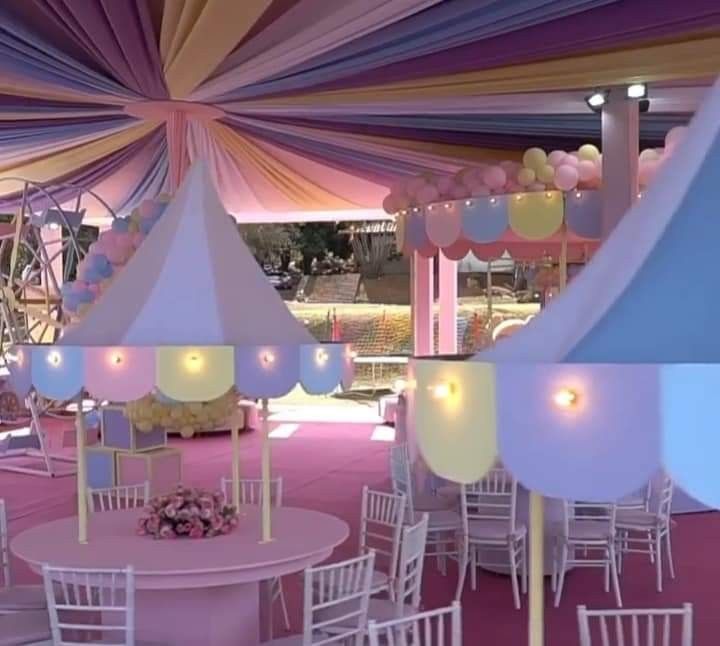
left=60, top=162, right=315, bottom=347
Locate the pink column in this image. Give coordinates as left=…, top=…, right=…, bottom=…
left=601, top=91, right=639, bottom=238
left=437, top=253, right=457, bottom=354
left=411, top=252, right=434, bottom=355
left=166, top=111, right=189, bottom=193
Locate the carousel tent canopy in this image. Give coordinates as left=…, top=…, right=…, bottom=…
left=59, top=161, right=315, bottom=347
left=475, top=77, right=720, bottom=364
left=0, top=2, right=715, bottom=220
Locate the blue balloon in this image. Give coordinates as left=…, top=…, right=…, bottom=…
left=90, top=254, right=113, bottom=279
left=111, top=217, right=130, bottom=233
left=83, top=268, right=101, bottom=284
left=139, top=218, right=155, bottom=235
left=63, top=293, right=79, bottom=311
left=76, top=289, right=94, bottom=304
left=61, top=283, right=75, bottom=296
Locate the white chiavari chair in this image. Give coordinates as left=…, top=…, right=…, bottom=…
left=0, top=498, right=47, bottom=613
left=87, top=482, right=150, bottom=513
left=368, top=602, right=462, bottom=646
left=553, top=501, right=622, bottom=608
left=616, top=475, right=676, bottom=592
left=577, top=604, right=692, bottom=646
left=265, top=552, right=375, bottom=646
left=455, top=469, right=527, bottom=608
left=220, top=475, right=289, bottom=632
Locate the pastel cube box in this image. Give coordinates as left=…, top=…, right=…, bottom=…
left=86, top=446, right=117, bottom=489
left=116, top=447, right=182, bottom=496
left=101, top=406, right=166, bottom=452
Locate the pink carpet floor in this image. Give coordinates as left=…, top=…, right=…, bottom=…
left=2, top=419, right=719, bottom=645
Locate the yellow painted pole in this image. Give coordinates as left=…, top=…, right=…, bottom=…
left=559, top=224, right=568, bottom=292
left=75, top=402, right=88, bottom=544
left=231, top=413, right=241, bottom=512
left=260, top=398, right=272, bottom=542
left=529, top=491, right=544, bottom=646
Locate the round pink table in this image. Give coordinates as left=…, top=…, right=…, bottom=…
left=11, top=506, right=348, bottom=646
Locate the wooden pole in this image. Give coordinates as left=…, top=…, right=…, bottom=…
left=529, top=491, right=544, bottom=646
left=231, top=414, right=241, bottom=512
left=75, top=400, right=88, bottom=544
left=260, top=398, right=272, bottom=542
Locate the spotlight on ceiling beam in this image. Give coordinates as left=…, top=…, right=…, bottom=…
left=585, top=90, right=608, bottom=113
left=626, top=83, right=647, bottom=99
left=639, top=98, right=650, bottom=113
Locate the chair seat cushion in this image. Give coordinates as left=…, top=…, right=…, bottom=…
left=317, top=597, right=416, bottom=629
left=616, top=510, right=660, bottom=529
left=0, top=609, right=51, bottom=646
left=468, top=520, right=527, bottom=542
left=0, top=584, right=47, bottom=610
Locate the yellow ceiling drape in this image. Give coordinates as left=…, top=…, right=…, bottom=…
left=162, top=0, right=273, bottom=99
left=210, top=122, right=360, bottom=210
left=235, top=35, right=720, bottom=106
left=0, top=121, right=161, bottom=197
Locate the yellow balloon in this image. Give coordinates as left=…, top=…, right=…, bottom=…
left=517, top=168, right=536, bottom=187
left=577, top=144, right=600, bottom=162
left=180, top=426, right=195, bottom=438
left=522, top=148, right=547, bottom=172
left=536, top=164, right=556, bottom=184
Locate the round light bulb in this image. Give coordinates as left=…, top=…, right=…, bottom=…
left=315, top=348, right=329, bottom=365
left=185, top=353, right=203, bottom=373
left=465, top=200, right=472, bottom=206
left=490, top=197, right=497, bottom=205
left=47, top=351, right=62, bottom=367
left=430, top=382, right=453, bottom=399
left=545, top=192, right=552, bottom=198
left=575, top=191, right=582, bottom=199
left=262, top=351, right=275, bottom=366
left=392, top=378, right=407, bottom=394
left=110, top=352, right=123, bottom=366
left=553, top=388, right=578, bottom=409
left=444, top=203, right=451, bottom=209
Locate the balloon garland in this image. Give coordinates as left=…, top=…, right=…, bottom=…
left=125, top=389, right=239, bottom=439
left=61, top=196, right=240, bottom=437
left=382, top=126, right=687, bottom=214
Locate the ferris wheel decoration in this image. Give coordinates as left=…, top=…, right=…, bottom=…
left=0, top=179, right=116, bottom=355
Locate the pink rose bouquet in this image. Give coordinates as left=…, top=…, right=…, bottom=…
left=137, top=486, right=238, bottom=539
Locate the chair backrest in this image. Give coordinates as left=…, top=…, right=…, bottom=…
left=43, top=564, right=136, bottom=646
left=368, top=602, right=462, bottom=646
left=395, top=514, right=429, bottom=615
left=389, top=443, right=415, bottom=517
left=87, top=482, right=150, bottom=513
left=0, top=499, right=9, bottom=587
left=656, top=475, right=674, bottom=524
left=303, top=551, right=375, bottom=645
left=563, top=501, right=617, bottom=539
left=577, top=604, right=693, bottom=646
left=220, top=476, right=283, bottom=507
left=359, top=486, right=406, bottom=583
left=461, top=468, right=517, bottom=535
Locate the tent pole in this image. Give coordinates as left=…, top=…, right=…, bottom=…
left=231, top=413, right=241, bottom=512
left=559, top=224, right=568, bottom=291
left=260, top=398, right=272, bottom=542
left=529, top=491, right=544, bottom=646
left=75, top=398, right=88, bottom=544
left=486, top=260, right=493, bottom=322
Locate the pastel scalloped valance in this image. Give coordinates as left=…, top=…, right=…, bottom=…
left=396, top=190, right=601, bottom=260
left=411, top=359, right=720, bottom=509
left=8, top=343, right=354, bottom=403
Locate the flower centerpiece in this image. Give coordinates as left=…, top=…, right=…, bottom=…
left=137, top=486, right=238, bottom=539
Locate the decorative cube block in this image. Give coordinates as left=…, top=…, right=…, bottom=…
left=101, top=406, right=166, bottom=453
left=116, top=447, right=182, bottom=496
left=86, top=446, right=117, bottom=489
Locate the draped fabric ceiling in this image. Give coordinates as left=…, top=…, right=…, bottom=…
left=0, top=0, right=718, bottom=222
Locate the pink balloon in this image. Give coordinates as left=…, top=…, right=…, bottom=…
left=500, top=160, right=521, bottom=178
left=73, top=280, right=88, bottom=291
left=482, top=166, right=507, bottom=190
left=554, top=165, right=579, bottom=191
left=436, top=175, right=454, bottom=194
left=547, top=150, right=566, bottom=167
left=395, top=194, right=411, bottom=211
left=577, top=160, right=597, bottom=182
left=416, top=184, right=440, bottom=205
left=382, top=195, right=398, bottom=214
left=638, top=160, right=660, bottom=186
left=664, top=126, right=687, bottom=151
left=449, top=183, right=470, bottom=199
left=471, top=185, right=491, bottom=197
left=528, top=182, right=546, bottom=192
left=406, top=177, right=425, bottom=196
left=561, top=154, right=579, bottom=168
left=88, top=283, right=101, bottom=296
left=505, top=181, right=522, bottom=193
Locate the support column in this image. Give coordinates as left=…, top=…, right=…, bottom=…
left=411, top=252, right=434, bottom=356
left=601, top=90, right=639, bottom=238
left=437, top=254, right=458, bottom=354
